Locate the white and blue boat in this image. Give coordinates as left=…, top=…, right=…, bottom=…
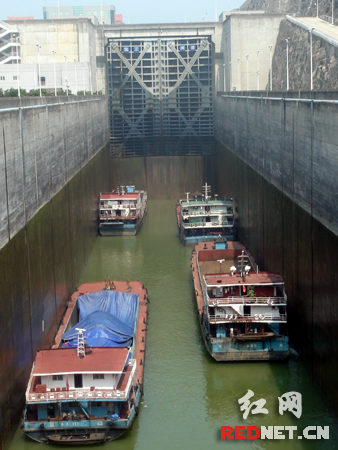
left=192, top=240, right=289, bottom=361
left=99, top=185, right=147, bottom=236
left=22, top=281, right=148, bottom=444
left=176, top=183, right=235, bottom=246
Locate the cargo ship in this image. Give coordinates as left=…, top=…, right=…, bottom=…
left=176, top=183, right=235, bottom=246
left=191, top=239, right=289, bottom=361
left=99, top=185, right=147, bottom=236
left=22, top=280, right=148, bottom=444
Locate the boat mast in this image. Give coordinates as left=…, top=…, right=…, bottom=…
left=202, top=183, right=211, bottom=202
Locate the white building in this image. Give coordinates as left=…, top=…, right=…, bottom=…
left=0, top=18, right=100, bottom=93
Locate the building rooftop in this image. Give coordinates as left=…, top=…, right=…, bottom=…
left=33, top=347, right=129, bottom=375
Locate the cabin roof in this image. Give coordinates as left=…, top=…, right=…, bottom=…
left=100, top=193, right=138, bottom=200
left=33, top=348, right=129, bottom=376
left=205, top=272, right=284, bottom=286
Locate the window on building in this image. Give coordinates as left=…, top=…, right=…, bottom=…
left=52, top=11, right=56, bottom=16
left=0, top=76, right=5, bottom=81
left=73, top=6, right=83, bottom=15
left=66, top=11, right=70, bottom=15
left=59, top=11, right=63, bottom=16
left=87, top=10, right=91, bottom=14
left=52, top=375, right=63, bottom=381
left=41, top=77, right=46, bottom=86
left=13, top=76, right=17, bottom=80
left=93, top=374, right=105, bottom=379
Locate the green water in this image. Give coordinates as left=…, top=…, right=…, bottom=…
left=11, top=200, right=338, bottom=450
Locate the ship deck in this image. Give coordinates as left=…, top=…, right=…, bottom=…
left=194, top=241, right=246, bottom=283
left=53, top=281, right=148, bottom=390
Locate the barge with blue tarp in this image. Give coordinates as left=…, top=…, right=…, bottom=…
left=99, top=185, right=147, bottom=236
left=22, top=280, right=148, bottom=444
left=191, top=240, right=289, bottom=361
left=176, top=183, right=235, bottom=246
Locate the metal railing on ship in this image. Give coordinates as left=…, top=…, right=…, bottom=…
left=209, top=314, right=287, bottom=323
left=26, top=360, right=136, bottom=403
left=208, top=296, right=287, bottom=306
left=183, top=210, right=232, bottom=217
left=183, top=221, right=233, bottom=228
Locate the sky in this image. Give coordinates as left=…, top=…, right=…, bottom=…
left=1, top=0, right=245, bottom=24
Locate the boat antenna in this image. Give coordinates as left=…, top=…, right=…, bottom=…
left=75, top=328, right=86, bottom=358
left=202, top=183, right=211, bottom=202
left=237, top=250, right=250, bottom=279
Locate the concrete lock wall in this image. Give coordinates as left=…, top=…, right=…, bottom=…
left=110, top=155, right=211, bottom=200
left=0, top=96, right=110, bottom=450
left=214, top=93, right=338, bottom=410
left=215, top=94, right=338, bottom=237
left=0, top=96, right=109, bottom=250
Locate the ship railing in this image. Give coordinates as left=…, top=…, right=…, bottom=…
left=209, top=313, right=287, bottom=323
left=183, top=222, right=233, bottom=228
left=208, top=296, right=287, bottom=306
left=123, top=359, right=137, bottom=397
left=26, top=361, right=137, bottom=403
left=196, top=251, right=209, bottom=310
left=100, top=204, right=137, bottom=210
left=183, top=210, right=233, bottom=217
left=27, top=388, right=127, bottom=403
left=25, top=363, right=35, bottom=399
left=100, top=213, right=137, bottom=219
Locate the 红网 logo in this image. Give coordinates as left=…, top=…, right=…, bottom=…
left=220, top=390, right=329, bottom=440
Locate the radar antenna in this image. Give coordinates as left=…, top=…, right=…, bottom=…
left=237, top=250, right=250, bottom=279
left=202, top=183, right=211, bottom=202
left=76, top=328, right=86, bottom=358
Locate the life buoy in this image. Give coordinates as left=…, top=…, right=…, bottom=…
left=243, top=285, right=246, bottom=293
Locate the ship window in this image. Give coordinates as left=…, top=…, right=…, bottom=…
left=93, top=374, right=105, bottom=379
left=52, top=375, right=63, bottom=381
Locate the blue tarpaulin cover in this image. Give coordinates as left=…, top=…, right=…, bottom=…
left=62, top=291, right=139, bottom=348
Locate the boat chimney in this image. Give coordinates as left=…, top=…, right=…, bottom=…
left=75, top=328, right=86, bottom=358
left=186, top=192, right=190, bottom=204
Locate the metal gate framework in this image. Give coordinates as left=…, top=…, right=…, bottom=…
left=106, top=37, right=214, bottom=157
